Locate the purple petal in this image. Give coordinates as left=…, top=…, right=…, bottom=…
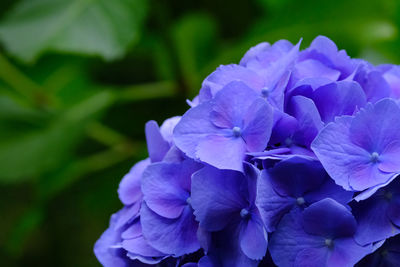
left=353, top=194, right=400, bottom=245
left=270, top=198, right=371, bottom=267
left=354, top=173, right=398, bottom=201
left=173, top=101, right=220, bottom=158
left=141, top=160, right=202, bottom=219
left=175, top=81, right=272, bottom=172
left=162, top=145, right=185, bottom=163
left=242, top=98, right=273, bottom=152
left=350, top=99, right=400, bottom=155
left=210, top=81, right=260, bottom=128
left=288, top=95, right=323, bottom=147
left=123, top=235, right=165, bottom=258
left=204, top=224, right=260, bottom=267
left=269, top=110, right=298, bottom=145
left=94, top=210, right=130, bottom=267
left=140, top=203, right=199, bottom=256
left=304, top=177, right=353, bottom=206
left=159, top=116, right=181, bottom=143
left=312, top=116, right=392, bottom=191
left=294, top=247, right=329, bottom=267
left=256, top=170, right=296, bottom=232
left=114, top=203, right=141, bottom=230
left=257, top=40, right=300, bottom=82
left=382, top=65, right=400, bottom=98
left=239, top=39, right=300, bottom=110
left=198, top=256, right=214, bottom=267
left=118, top=158, right=150, bottom=205
left=199, top=64, right=264, bottom=102
left=259, top=40, right=301, bottom=110
left=293, top=59, right=340, bottom=81
left=187, top=96, right=200, bottom=108
left=240, top=42, right=272, bottom=67
left=300, top=36, right=355, bottom=79
left=354, top=64, right=391, bottom=103
left=307, top=36, right=339, bottom=59
left=248, top=147, right=291, bottom=158
left=240, top=39, right=294, bottom=69
left=145, top=121, right=170, bottom=163
left=269, top=209, right=324, bottom=267
left=239, top=216, right=268, bottom=260
left=288, top=76, right=332, bottom=97
left=312, top=81, right=367, bottom=123
left=126, top=252, right=167, bottom=265
left=191, top=166, right=249, bottom=231
left=121, top=220, right=166, bottom=262
left=195, top=135, right=247, bottom=172
left=243, top=162, right=259, bottom=205
left=267, top=156, right=327, bottom=197
left=121, top=220, right=141, bottom=240
left=327, top=237, right=375, bottom=267
left=301, top=198, right=357, bottom=238
left=379, top=141, right=400, bottom=173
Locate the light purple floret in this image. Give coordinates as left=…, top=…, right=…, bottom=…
left=312, top=98, right=400, bottom=192
left=174, top=81, right=273, bottom=172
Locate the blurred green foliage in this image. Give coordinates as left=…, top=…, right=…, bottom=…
left=1, top=0, right=400, bottom=266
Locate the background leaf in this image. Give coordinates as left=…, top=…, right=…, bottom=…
left=0, top=91, right=114, bottom=183
left=0, top=0, right=148, bottom=63
left=171, top=13, right=218, bottom=96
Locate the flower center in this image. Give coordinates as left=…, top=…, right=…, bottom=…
left=186, top=197, right=192, bottom=206
left=261, top=87, right=270, bottom=98
left=325, top=238, right=333, bottom=248
left=370, top=152, right=380, bottom=163
left=296, top=197, right=305, bottom=205
left=284, top=137, right=293, bottom=147
left=240, top=208, right=250, bottom=219
left=232, top=126, right=242, bottom=137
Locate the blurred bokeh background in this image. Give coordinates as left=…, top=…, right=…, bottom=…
left=0, top=0, right=399, bottom=266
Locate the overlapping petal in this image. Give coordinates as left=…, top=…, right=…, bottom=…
left=141, top=160, right=201, bottom=219
left=140, top=203, right=200, bottom=256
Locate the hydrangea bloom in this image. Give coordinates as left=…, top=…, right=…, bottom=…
left=95, top=36, right=400, bottom=267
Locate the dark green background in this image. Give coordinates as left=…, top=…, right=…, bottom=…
left=0, top=0, right=399, bottom=266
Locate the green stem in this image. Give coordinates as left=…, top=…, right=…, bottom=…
left=113, top=80, right=177, bottom=103
left=86, top=121, right=129, bottom=147
left=0, top=52, right=53, bottom=108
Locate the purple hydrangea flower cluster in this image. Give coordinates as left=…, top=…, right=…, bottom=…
left=94, top=36, right=400, bottom=267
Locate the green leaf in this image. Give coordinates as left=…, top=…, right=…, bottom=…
left=0, top=90, right=114, bottom=183
left=0, top=0, right=148, bottom=63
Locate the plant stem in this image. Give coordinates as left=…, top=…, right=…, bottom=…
left=86, top=121, right=129, bottom=147
left=113, top=80, right=177, bottom=103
